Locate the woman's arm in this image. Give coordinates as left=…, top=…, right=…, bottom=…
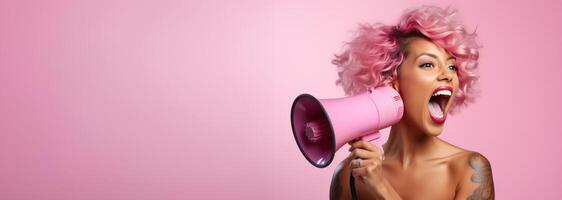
left=329, top=160, right=350, bottom=200
left=454, top=152, right=495, bottom=200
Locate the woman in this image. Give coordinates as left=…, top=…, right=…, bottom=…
left=329, top=6, right=494, bottom=200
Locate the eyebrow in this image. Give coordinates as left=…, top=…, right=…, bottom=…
left=416, top=52, right=455, bottom=61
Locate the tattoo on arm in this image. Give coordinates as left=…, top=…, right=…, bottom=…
left=467, top=153, right=495, bottom=200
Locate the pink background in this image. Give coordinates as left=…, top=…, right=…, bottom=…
left=1, top=0, right=561, bottom=199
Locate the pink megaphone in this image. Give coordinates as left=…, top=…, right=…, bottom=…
left=290, top=86, right=404, bottom=168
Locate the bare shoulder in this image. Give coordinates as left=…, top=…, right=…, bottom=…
left=446, top=148, right=493, bottom=177
left=465, top=152, right=493, bottom=173
left=437, top=140, right=491, bottom=170
left=444, top=145, right=495, bottom=200
left=451, top=151, right=493, bottom=182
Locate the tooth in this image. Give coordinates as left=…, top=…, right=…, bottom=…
left=432, top=90, right=452, bottom=97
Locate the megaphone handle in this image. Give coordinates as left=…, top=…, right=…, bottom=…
left=360, top=131, right=385, bottom=156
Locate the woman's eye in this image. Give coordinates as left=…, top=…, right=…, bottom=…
left=448, top=65, right=458, bottom=71
left=419, top=63, right=433, bottom=68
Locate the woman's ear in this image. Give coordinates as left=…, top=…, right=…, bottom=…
left=390, top=77, right=400, bottom=92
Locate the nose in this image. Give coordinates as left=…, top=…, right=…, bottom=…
left=437, top=66, right=454, bottom=82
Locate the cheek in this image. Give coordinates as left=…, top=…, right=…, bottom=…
left=452, top=74, right=460, bottom=95
left=398, top=75, right=432, bottom=116
left=399, top=73, right=433, bottom=102
left=454, top=75, right=460, bottom=88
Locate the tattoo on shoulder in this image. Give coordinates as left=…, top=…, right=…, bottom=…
left=467, top=153, right=495, bottom=200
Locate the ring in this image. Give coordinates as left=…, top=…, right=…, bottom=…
left=355, top=159, right=361, bottom=168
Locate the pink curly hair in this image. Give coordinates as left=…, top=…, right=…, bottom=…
left=333, top=5, right=480, bottom=113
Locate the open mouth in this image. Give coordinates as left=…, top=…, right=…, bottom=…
left=428, top=86, right=452, bottom=124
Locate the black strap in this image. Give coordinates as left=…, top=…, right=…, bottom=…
left=350, top=173, right=358, bottom=200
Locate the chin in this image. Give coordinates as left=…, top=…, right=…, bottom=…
left=425, top=125, right=445, bottom=136
left=421, top=114, right=445, bottom=136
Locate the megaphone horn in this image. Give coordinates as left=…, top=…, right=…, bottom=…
left=290, top=86, right=403, bottom=168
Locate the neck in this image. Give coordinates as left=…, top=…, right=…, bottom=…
left=383, top=120, right=440, bottom=168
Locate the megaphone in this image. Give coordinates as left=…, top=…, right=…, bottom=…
left=290, top=86, right=404, bottom=168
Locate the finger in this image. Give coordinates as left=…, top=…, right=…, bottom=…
left=349, top=148, right=381, bottom=160
left=349, top=145, right=383, bottom=160
left=351, top=166, right=377, bottom=184
left=349, top=140, right=380, bottom=153
left=351, top=167, right=376, bottom=184
left=351, top=160, right=382, bottom=177
left=347, top=138, right=359, bottom=145
left=344, top=153, right=355, bottom=164
left=351, top=167, right=367, bottom=184
left=351, top=166, right=369, bottom=177
left=353, top=144, right=384, bottom=160
left=350, top=158, right=381, bottom=169
left=350, top=158, right=362, bottom=169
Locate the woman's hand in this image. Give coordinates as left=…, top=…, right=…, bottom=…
left=348, top=139, right=401, bottom=200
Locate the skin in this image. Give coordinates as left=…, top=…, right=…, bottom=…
left=329, top=37, right=495, bottom=200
